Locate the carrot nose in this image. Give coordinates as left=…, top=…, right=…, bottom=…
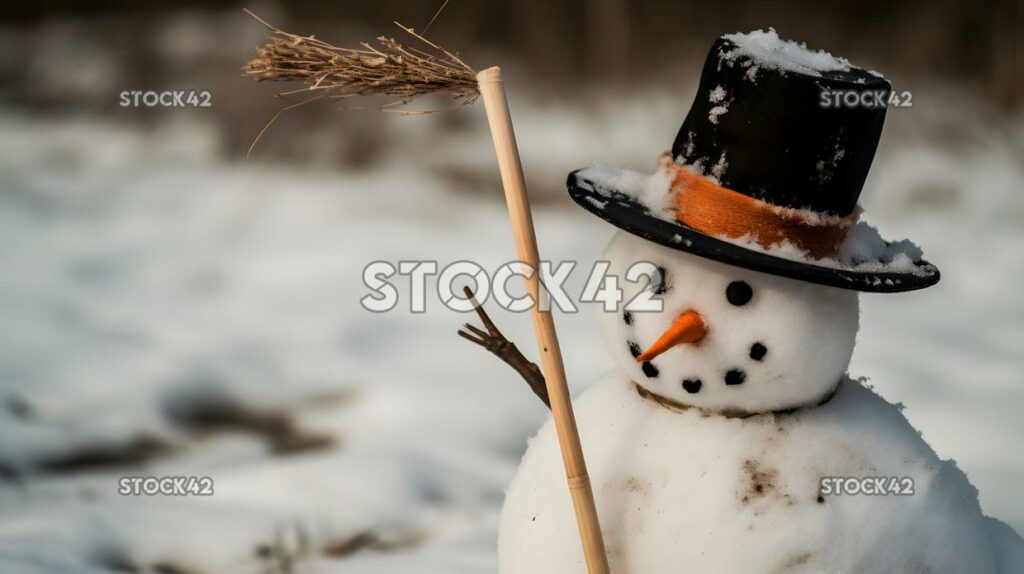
left=636, top=310, right=706, bottom=362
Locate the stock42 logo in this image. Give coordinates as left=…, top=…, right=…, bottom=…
left=360, top=260, right=669, bottom=313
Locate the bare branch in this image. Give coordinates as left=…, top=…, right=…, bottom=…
left=458, top=287, right=549, bottom=408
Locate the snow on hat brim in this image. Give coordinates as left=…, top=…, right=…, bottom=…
left=567, top=166, right=940, bottom=293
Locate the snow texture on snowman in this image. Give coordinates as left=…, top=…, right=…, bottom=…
left=497, top=30, right=1024, bottom=573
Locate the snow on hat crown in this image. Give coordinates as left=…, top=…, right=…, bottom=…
left=672, top=29, right=891, bottom=217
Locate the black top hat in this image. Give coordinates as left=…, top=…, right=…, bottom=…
left=567, top=30, right=939, bottom=293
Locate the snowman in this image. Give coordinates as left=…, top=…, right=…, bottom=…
left=495, top=30, right=1024, bottom=573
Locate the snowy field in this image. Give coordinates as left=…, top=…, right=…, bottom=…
left=0, top=86, right=1021, bottom=572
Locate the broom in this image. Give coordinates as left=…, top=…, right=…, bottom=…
left=241, top=11, right=610, bottom=574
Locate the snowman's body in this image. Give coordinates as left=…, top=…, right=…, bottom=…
left=498, top=232, right=1023, bottom=573
left=500, top=372, right=1022, bottom=573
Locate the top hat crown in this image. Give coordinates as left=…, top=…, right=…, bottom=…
left=674, top=31, right=890, bottom=217
left=566, top=29, right=939, bottom=293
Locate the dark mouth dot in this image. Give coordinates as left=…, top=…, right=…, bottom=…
left=641, top=361, right=659, bottom=378
left=627, top=341, right=641, bottom=358
left=623, top=311, right=633, bottom=326
left=725, top=369, right=746, bottom=385
left=749, top=342, right=767, bottom=361
left=682, top=379, right=702, bottom=394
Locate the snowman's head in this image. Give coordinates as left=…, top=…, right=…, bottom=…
left=600, top=231, right=859, bottom=415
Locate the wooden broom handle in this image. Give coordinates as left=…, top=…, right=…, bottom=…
left=477, top=66, right=610, bottom=574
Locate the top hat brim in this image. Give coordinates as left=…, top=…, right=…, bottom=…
left=567, top=168, right=940, bottom=293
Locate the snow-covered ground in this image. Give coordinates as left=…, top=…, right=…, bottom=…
left=0, top=85, right=1021, bottom=572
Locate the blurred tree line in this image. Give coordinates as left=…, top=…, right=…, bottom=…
left=0, top=0, right=1017, bottom=166
left=4, top=0, right=1019, bottom=108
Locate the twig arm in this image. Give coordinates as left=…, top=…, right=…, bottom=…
left=457, top=287, right=550, bottom=408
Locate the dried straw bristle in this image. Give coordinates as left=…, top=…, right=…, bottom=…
left=241, top=10, right=479, bottom=111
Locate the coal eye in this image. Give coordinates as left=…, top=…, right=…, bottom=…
left=726, top=281, right=753, bottom=306
left=651, top=266, right=669, bottom=295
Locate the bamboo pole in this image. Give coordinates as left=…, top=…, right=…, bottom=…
left=476, top=66, right=610, bottom=574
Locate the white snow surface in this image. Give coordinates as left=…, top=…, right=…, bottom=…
left=721, top=28, right=852, bottom=77
left=708, top=82, right=730, bottom=124
left=575, top=163, right=676, bottom=222
left=708, top=103, right=729, bottom=125
left=0, top=84, right=1022, bottom=572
